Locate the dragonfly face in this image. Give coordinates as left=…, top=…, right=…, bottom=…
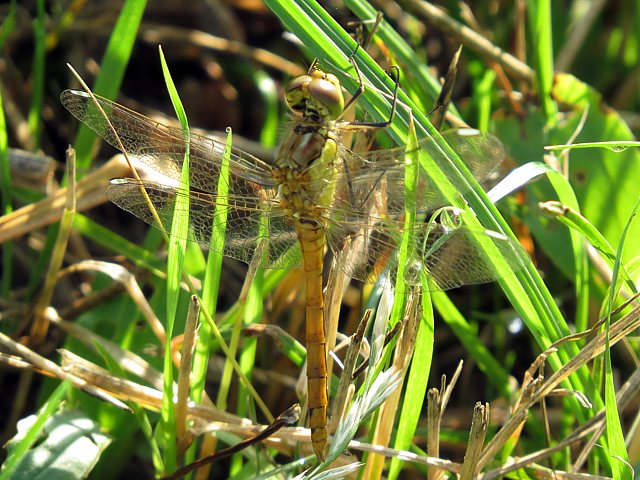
left=285, top=69, right=345, bottom=122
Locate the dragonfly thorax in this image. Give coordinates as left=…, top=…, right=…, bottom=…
left=274, top=124, right=339, bottom=222
left=285, top=68, right=344, bottom=122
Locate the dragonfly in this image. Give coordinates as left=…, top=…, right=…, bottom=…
left=61, top=66, right=528, bottom=459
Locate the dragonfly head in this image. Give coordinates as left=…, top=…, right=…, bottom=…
left=285, top=68, right=344, bottom=122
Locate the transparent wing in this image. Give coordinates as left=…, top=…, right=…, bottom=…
left=325, top=218, right=528, bottom=290
left=319, top=128, right=525, bottom=289
left=60, top=90, right=277, bottom=192
left=329, top=128, right=506, bottom=216
left=106, top=179, right=302, bottom=269
left=63, top=88, right=525, bottom=285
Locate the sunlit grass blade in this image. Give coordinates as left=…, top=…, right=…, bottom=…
left=313, top=368, right=402, bottom=472
left=187, top=128, right=232, bottom=473
left=211, top=129, right=234, bottom=414
left=544, top=140, right=640, bottom=152
left=602, top=196, right=639, bottom=480
left=157, top=46, right=190, bottom=474
left=390, top=115, right=419, bottom=322
left=540, top=202, right=637, bottom=294
left=212, top=129, right=247, bottom=472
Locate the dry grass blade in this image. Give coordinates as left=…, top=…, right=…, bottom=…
left=476, top=303, right=640, bottom=476
left=481, top=363, right=640, bottom=480
left=59, top=260, right=169, bottom=356
left=0, top=329, right=128, bottom=410
left=329, top=309, right=371, bottom=431
left=459, top=402, right=489, bottom=480
left=58, top=349, right=244, bottom=426
left=324, top=248, right=354, bottom=419
left=136, top=24, right=305, bottom=77
left=427, top=388, right=441, bottom=480
left=426, top=363, right=464, bottom=480
left=396, top=0, right=534, bottom=82
left=364, top=289, right=421, bottom=477
left=176, top=295, right=200, bottom=455
left=161, top=404, right=301, bottom=480
left=429, top=45, right=462, bottom=130
left=29, top=147, right=77, bottom=344
left=0, top=155, right=131, bottom=244
left=343, top=439, right=462, bottom=474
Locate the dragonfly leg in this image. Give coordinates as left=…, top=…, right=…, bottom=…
left=338, top=57, right=400, bottom=129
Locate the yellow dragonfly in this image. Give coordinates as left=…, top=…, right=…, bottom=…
left=61, top=66, right=527, bottom=459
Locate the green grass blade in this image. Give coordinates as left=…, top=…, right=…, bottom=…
left=602, top=197, right=638, bottom=479
left=0, top=83, right=12, bottom=298
left=213, top=133, right=236, bottom=413
left=73, top=214, right=166, bottom=276
left=540, top=203, right=637, bottom=294
left=388, top=291, right=434, bottom=480
left=192, top=129, right=233, bottom=408
left=27, top=0, right=45, bottom=149
left=473, top=69, right=498, bottom=132
left=527, top=0, right=557, bottom=121
left=390, top=116, right=419, bottom=324
left=231, top=271, right=263, bottom=474
left=0, top=0, right=17, bottom=50
left=0, top=382, right=70, bottom=480
left=545, top=141, right=640, bottom=152
left=157, top=46, right=190, bottom=474
left=190, top=126, right=231, bottom=424
left=73, top=0, right=147, bottom=170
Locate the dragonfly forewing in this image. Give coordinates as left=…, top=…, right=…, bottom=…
left=330, top=129, right=506, bottom=220
left=60, top=90, right=277, bottom=192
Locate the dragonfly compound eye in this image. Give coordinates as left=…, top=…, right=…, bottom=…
left=307, top=75, right=344, bottom=120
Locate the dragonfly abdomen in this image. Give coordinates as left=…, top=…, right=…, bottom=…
left=295, top=221, right=328, bottom=459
